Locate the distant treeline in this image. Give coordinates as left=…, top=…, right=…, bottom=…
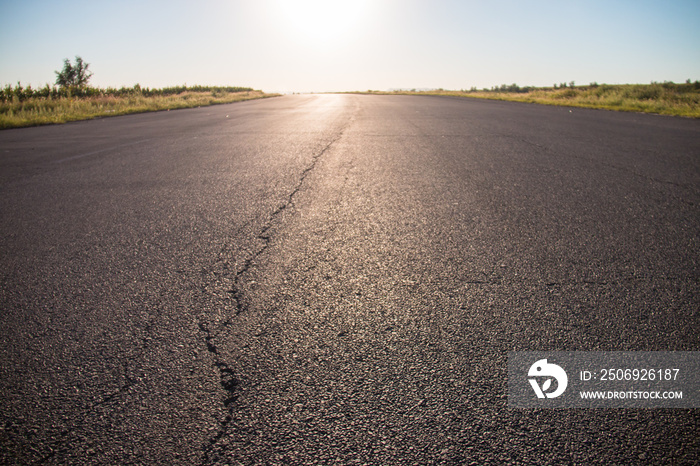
left=1, top=83, right=254, bottom=103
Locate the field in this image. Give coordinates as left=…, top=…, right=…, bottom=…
left=0, top=85, right=278, bottom=129
left=361, top=81, right=700, bottom=118
left=3, top=81, right=699, bottom=129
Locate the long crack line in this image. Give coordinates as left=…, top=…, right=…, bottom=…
left=230, top=134, right=341, bottom=309
left=199, top=130, right=346, bottom=464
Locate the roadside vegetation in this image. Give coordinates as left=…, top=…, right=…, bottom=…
left=1, top=57, right=277, bottom=129
left=0, top=84, right=274, bottom=129
left=361, top=81, right=700, bottom=118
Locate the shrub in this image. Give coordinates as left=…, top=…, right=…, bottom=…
left=55, top=56, right=93, bottom=90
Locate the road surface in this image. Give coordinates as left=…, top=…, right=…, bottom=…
left=1, top=95, right=699, bottom=464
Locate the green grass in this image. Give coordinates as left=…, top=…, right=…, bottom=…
left=0, top=86, right=279, bottom=129
left=356, top=82, right=700, bottom=118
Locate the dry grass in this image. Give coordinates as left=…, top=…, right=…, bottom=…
left=0, top=90, right=278, bottom=129
left=357, top=83, right=700, bottom=118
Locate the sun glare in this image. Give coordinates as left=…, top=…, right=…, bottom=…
left=275, top=0, right=370, bottom=48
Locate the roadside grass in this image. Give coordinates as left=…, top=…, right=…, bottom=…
left=0, top=87, right=279, bottom=129
left=358, top=82, right=700, bottom=118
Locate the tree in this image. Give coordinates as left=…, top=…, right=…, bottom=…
left=55, top=56, right=93, bottom=89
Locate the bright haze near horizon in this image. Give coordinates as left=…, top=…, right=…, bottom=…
left=1, top=0, right=699, bottom=94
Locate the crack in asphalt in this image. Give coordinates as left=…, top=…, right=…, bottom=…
left=35, top=354, right=140, bottom=463
left=30, top=300, right=201, bottom=463
left=25, top=107, right=356, bottom=464
left=198, top=130, right=347, bottom=465
left=514, top=135, right=698, bottom=206
left=26, top=304, right=166, bottom=463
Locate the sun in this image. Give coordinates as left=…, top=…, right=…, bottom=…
left=274, top=0, right=370, bottom=48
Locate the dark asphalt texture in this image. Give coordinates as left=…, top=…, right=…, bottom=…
left=1, top=95, right=698, bottom=464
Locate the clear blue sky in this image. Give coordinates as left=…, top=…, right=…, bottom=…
left=1, top=0, right=699, bottom=93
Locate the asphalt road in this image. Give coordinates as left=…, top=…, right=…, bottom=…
left=1, top=95, right=699, bottom=464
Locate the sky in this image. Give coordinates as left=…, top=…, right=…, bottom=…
left=1, top=0, right=699, bottom=93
